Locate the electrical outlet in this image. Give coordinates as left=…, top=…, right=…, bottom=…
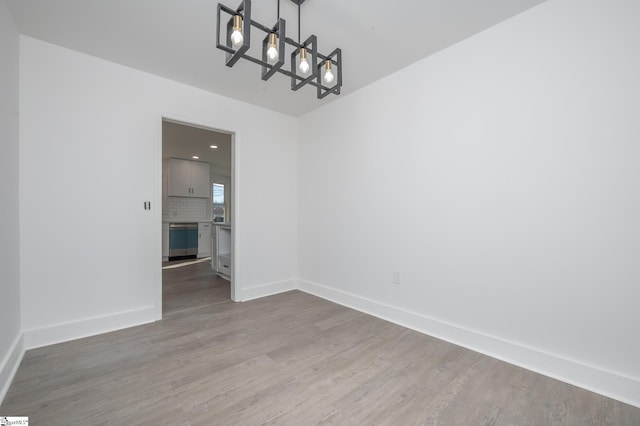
left=393, top=271, right=401, bottom=285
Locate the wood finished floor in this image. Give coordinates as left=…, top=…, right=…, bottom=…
left=162, top=259, right=230, bottom=315
left=2, top=268, right=639, bottom=424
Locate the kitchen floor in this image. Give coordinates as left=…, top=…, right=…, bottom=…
left=162, top=258, right=230, bottom=316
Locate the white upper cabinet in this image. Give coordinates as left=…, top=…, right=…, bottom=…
left=167, top=158, right=210, bottom=198
left=190, top=161, right=211, bottom=198
left=167, top=158, right=191, bottom=196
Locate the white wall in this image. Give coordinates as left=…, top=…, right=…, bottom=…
left=19, top=36, right=299, bottom=347
left=0, top=0, right=23, bottom=403
left=0, top=0, right=23, bottom=404
left=298, top=0, right=640, bottom=407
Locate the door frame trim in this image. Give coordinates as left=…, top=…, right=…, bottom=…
left=157, top=114, right=239, bottom=318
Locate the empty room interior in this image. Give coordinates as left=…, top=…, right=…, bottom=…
left=1, top=0, right=639, bottom=424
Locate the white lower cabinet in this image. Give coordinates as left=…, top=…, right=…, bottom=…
left=197, top=222, right=212, bottom=258
left=211, top=226, right=218, bottom=272
left=162, top=223, right=170, bottom=261
left=218, top=254, right=231, bottom=278
left=212, top=225, right=231, bottom=280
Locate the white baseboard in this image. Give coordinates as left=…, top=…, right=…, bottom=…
left=298, top=279, right=640, bottom=409
left=239, top=279, right=298, bottom=302
left=0, top=332, right=25, bottom=406
left=23, top=306, right=159, bottom=350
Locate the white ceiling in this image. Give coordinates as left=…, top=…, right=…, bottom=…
left=7, top=0, right=546, bottom=117
left=163, top=120, right=232, bottom=174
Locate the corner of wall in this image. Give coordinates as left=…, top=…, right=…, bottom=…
left=239, top=278, right=299, bottom=302
left=298, top=278, right=640, bottom=409
left=0, top=332, right=25, bottom=406
left=0, top=0, right=23, bottom=407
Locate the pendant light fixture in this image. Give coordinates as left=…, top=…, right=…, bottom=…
left=230, top=15, right=243, bottom=47
left=298, top=48, right=309, bottom=74
left=323, top=59, right=334, bottom=84
left=266, top=33, right=279, bottom=61
left=295, top=3, right=308, bottom=76
left=216, top=0, right=342, bottom=99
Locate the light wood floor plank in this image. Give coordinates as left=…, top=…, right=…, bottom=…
left=1, top=263, right=639, bottom=424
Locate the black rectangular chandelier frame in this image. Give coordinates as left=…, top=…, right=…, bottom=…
left=216, top=0, right=342, bottom=99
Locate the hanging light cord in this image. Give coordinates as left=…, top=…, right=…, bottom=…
left=277, top=0, right=280, bottom=21
left=298, top=3, right=301, bottom=43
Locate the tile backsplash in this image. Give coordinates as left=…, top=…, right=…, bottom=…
left=163, top=197, right=209, bottom=222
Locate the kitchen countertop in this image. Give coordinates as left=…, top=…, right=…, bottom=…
left=162, top=220, right=231, bottom=225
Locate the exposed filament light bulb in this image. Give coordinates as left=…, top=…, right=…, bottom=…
left=298, top=48, right=310, bottom=74
left=230, top=15, right=243, bottom=47
left=323, top=59, right=334, bottom=84
left=266, top=33, right=279, bottom=61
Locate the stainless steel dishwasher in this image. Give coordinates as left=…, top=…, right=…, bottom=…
left=168, top=223, right=198, bottom=259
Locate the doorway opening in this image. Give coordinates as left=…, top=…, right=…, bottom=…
left=160, top=118, right=235, bottom=316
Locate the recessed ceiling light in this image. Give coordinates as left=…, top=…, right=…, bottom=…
left=192, top=155, right=199, bottom=159
left=210, top=145, right=218, bottom=149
